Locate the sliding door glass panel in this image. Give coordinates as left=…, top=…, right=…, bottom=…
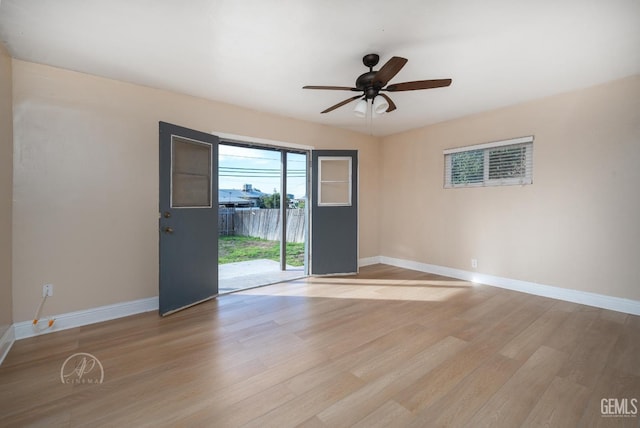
left=286, top=152, right=307, bottom=269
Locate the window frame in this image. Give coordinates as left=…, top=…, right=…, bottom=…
left=317, top=156, right=353, bottom=207
left=170, top=135, right=213, bottom=208
left=444, top=136, right=534, bottom=189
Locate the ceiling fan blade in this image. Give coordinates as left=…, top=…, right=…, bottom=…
left=385, top=79, right=452, bottom=92
left=379, top=93, right=397, bottom=112
left=303, top=85, right=359, bottom=91
left=321, top=95, right=363, bottom=114
left=373, top=56, right=408, bottom=87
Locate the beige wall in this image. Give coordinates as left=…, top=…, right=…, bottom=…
left=10, top=56, right=638, bottom=324
left=380, top=75, right=640, bottom=301
left=0, top=43, right=13, bottom=338
left=11, top=60, right=380, bottom=321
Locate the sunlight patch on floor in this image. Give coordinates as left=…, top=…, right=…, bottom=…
left=237, top=276, right=474, bottom=302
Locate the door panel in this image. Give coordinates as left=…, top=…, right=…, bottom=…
left=310, top=150, right=358, bottom=275
left=159, top=122, right=218, bottom=316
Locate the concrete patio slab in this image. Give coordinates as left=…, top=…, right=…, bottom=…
left=218, top=259, right=305, bottom=293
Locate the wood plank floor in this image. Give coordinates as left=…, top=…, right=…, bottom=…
left=1, top=264, right=638, bottom=427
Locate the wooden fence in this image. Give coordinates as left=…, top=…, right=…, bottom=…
left=218, top=208, right=305, bottom=243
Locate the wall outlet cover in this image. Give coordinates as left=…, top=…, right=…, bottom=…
left=43, top=283, right=53, bottom=297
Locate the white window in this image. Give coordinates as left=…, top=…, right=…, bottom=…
left=444, top=136, right=533, bottom=188
left=318, top=156, right=352, bottom=206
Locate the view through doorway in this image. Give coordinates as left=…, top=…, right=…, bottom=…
left=218, top=142, right=308, bottom=293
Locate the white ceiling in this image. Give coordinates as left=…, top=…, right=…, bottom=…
left=1, top=0, right=639, bottom=137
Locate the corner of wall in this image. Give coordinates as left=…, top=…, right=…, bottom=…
left=0, top=40, right=14, bottom=366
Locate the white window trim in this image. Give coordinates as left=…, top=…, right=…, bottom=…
left=444, top=136, right=534, bottom=189
left=443, top=135, right=533, bottom=155
left=318, top=156, right=352, bottom=207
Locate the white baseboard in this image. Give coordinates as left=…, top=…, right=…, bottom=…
left=359, top=256, right=382, bottom=267
left=7, top=256, right=639, bottom=347
left=378, top=256, right=640, bottom=316
left=0, top=325, right=15, bottom=366
left=14, top=296, right=159, bottom=340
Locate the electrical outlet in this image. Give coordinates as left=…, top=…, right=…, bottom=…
left=471, top=259, right=478, bottom=269
left=43, top=283, right=53, bottom=297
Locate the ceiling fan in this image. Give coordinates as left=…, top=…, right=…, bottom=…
left=303, top=53, right=452, bottom=116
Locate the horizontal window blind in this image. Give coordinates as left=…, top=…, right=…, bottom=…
left=444, top=136, right=533, bottom=188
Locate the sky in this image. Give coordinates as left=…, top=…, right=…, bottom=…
left=219, top=144, right=307, bottom=199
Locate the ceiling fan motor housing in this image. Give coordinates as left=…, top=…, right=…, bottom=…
left=357, top=54, right=384, bottom=99
left=356, top=72, right=382, bottom=99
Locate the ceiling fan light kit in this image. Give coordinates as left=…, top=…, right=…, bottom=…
left=354, top=99, right=368, bottom=117
left=303, top=53, right=452, bottom=116
left=372, top=96, right=389, bottom=115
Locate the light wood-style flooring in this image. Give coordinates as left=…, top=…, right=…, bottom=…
left=1, top=264, right=639, bottom=427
